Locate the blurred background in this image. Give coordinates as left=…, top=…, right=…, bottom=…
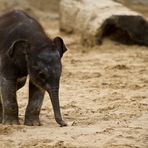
left=0, top=0, right=60, bottom=12
left=0, top=0, right=148, bottom=15
left=0, top=0, right=60, bottom=33
left=0, top=0, right=148, bottom=148
left=0, top=0, right=148, bottom=19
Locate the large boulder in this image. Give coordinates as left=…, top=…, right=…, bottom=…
left=59, top=0, right=148, bottom=46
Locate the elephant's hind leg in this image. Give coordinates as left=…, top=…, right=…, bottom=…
left=1, top=78, right=19, bottom=125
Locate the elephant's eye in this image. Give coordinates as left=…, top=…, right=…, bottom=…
left=38, top=71, right=46, bottom=79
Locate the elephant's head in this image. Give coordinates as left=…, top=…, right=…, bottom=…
left=8, top=36, right=68, bottom=126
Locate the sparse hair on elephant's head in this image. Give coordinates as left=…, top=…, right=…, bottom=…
left=7, top=37, right=68, bottom=59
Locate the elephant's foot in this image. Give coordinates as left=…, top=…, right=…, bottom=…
left=55, top=118, right=67, bottom=127
left=24, top=115, right=41, bottom=126
left=3, top=116, right=20, bottom=125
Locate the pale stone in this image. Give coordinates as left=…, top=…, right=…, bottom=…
left=60, top=0, right=140, bottom=46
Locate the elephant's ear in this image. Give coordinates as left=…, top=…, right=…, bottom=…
left=53, top=37, right=68, bottom=58
left=8, top=40, right=30, bottom=57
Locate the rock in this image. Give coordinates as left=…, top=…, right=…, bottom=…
left=60, top=0, right=144, bottom=46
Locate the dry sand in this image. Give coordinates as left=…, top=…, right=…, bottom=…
left=0, top=2, right=148, bottom=148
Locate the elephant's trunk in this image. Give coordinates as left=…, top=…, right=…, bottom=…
left=48, top=87, right=67, bottom=126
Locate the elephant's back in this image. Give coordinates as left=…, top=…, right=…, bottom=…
left=0, top=10, right=45, bottom=53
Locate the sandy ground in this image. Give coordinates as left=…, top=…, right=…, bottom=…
left=0, top=2, right=148, bottom=148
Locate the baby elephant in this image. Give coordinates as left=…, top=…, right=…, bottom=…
left=0, top=10, right=67, bottom=126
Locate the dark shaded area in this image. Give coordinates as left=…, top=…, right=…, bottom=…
left=97, top=15, right=148, bottom=46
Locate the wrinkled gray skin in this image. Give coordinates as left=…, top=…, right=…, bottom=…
left=0, top=10, right=67, bottom=126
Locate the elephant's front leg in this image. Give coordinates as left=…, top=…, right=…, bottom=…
left=24, top=80, right=45, bottom=126
left=1, top=78, right=19, bottom=125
